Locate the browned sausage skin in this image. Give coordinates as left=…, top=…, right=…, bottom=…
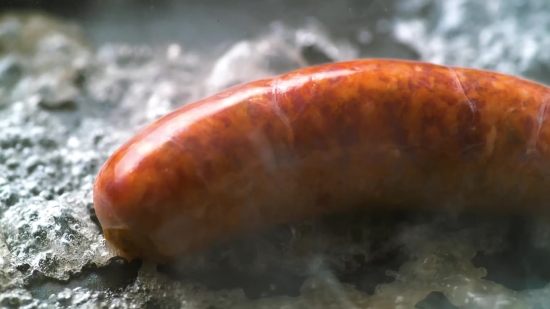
left=93, top=58, right=550, bottom=263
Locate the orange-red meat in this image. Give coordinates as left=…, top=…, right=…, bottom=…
left=93, top=59, right=550, bottom=262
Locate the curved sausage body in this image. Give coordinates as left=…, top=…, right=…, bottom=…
left=93, top=59, right=550, bottom=262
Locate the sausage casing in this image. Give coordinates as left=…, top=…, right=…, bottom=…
left=93, top=59, right=550, bottom=262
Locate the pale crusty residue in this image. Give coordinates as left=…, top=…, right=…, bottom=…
left=527, top=90, right=550, bottom=153
left=269, top=75, right=295, bottom=144
left=248, top=129, right=278, bottom=175
left=447, top=67, right=478, bottom=123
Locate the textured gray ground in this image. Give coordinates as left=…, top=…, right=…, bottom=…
left=1, top=0, right=550, bottom=308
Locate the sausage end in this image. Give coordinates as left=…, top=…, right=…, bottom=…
left=103, top=228, right=174, bottom=263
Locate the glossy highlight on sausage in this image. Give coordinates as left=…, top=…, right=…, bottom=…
left=93, top=58, right=550, bottom=263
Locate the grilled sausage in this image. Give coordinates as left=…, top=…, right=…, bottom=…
left=93, top=58, right=550, bottom=262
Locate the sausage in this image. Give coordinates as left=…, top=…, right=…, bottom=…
left=93, top=58, right=550, bottom=263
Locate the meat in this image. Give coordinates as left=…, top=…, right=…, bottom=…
left=93, top=58, right=550, bottom=262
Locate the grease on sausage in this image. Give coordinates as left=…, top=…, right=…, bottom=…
left=93, top=59, right=550, bottom=262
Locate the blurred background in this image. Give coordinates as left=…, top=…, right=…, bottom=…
left=1, top=0, right=412, bottom=57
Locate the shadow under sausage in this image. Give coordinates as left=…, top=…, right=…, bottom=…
left=155, top=209, right=419, bottom=300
